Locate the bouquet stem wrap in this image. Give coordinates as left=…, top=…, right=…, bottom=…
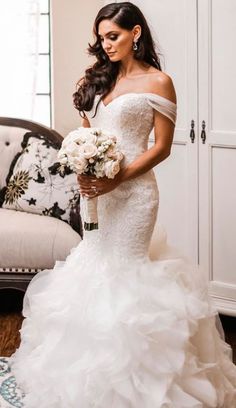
left=82, top=196, right=98, bottom=231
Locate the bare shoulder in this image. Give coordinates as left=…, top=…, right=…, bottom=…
left=148, top=70, right=177, bottom=104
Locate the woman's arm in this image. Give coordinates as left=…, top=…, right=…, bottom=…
left=119, top=75, right=176, bottom=182
left=119, top=113, right=175, bottom=182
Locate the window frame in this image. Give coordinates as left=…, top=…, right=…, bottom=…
left=35, top=0, right=52, bottom=126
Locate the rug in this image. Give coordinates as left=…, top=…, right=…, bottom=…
left=0, top=357, right=25, bottom=407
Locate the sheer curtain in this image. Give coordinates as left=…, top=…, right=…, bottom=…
left=0, top=0, right=40, bottom=119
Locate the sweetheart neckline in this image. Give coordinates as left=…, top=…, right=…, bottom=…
left=96, top=92, right=177, bottom=108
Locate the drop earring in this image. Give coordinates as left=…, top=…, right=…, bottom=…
left=133, top=41, right=138, bottom=51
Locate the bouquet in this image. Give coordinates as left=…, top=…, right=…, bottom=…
left=57, top=127, right=124, bottom=231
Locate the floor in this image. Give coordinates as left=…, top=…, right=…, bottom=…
left=0, top=289, right=236, bottom=364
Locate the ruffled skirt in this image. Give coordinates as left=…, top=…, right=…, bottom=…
left=4, top=234, right=236, bottom=408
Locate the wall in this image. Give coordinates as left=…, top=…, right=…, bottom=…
left=50, top=0, right=103, bottom=136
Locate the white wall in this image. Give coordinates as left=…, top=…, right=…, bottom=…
left=50, top=0, right=103, bottom=136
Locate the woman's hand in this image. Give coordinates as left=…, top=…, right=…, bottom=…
left=77, top=172, right=123, bottom=198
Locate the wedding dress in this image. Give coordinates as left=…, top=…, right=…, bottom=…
left=3, top=93, right=236, bottom=407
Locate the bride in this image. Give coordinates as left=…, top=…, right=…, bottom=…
left=6, top=2, right=236, bottom=407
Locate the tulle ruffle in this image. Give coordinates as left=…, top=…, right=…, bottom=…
left=9, top=235, right=236, bottom=407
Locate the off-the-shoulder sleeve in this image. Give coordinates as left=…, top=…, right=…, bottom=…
left=146, top=93, right=177, bottom=125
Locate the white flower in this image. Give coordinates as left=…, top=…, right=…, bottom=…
left=70, top=156, right=88, bottom=173
left=101, top=130, right=116, bottom=139
left=81, top=143, right=98, bottom=159
left=104, top=160, right=120, bottom=179
left=94, top=161, right=105, bottom=178
left=97, top=137, right=105, bottom=144
left=58, top=127, right=123, bottom=181
left=63, top=143, right=82, bottom=159
left=63, top=127, right=98, bottom=146
left=97, top=134, right=111, bottom=144
left=85, top=132, right=98, bottom=144
left=106, top=147, right=123, bottom=161
left=116, top=151, right=124, bottom=161
left=98, top=144, right=108, bottom=154
left=59, top=156, right=68, bottom=165
left=57, top=150, right=66, bottom=159
left=62, top=130, right=85, bottom=146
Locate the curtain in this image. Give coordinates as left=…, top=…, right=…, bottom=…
left=0, top=0, right=40, bottom=119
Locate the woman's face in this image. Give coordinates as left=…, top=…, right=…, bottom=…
left=98, top=19, right=140, bottom=62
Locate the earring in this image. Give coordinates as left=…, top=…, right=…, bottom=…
left=133, top=41, right=138, bottom=51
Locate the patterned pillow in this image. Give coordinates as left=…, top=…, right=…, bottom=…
left=0, top=132, right=82, bottom=237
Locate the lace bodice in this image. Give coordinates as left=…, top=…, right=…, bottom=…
left=83, top=93, right=177, bottom=260
left=86, top=92, right=177, bottom=167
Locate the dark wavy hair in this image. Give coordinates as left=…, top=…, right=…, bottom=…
left=73, top=2, right=162, bottom=118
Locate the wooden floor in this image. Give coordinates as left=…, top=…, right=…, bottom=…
left=0, top=289, right=236, bottom=364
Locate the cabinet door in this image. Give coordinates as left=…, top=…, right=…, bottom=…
left=133, top=0, right=199, bottom=261
left=198, top=0, right=236, bottom=314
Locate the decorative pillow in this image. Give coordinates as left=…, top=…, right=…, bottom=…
left=0, top=132, right=82, bottom=237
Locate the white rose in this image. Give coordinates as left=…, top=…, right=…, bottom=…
left=97, top=135, right=109, bottom=144
left=71, top=156, right=88, bottom=173
left=69, top=128, right=95, bottom=144
left=106, top=151, right=117, bottom=160
left=66, top=143, right=82, bottom=157
left=63, top=127, right=100, bottom=147
left=106, top=148, right=123, bottom=162
left=81, top=143, right=98, bottom=159
left=62, top=130, right=85, bottom=146
left=104, top=160, right=120, bottom=179
left=116, top=151, right=124, bottom=161
left=85, top=132, right=98, bottom=144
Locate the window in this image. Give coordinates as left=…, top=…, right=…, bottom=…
left=34, top=0, right=51, bottom=126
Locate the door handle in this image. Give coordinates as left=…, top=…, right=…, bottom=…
left=190, top=119, right=195, bottom=143
left=201, top=120, right=206, bottom=144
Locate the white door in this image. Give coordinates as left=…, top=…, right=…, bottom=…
left=133, top=0, right=199, bottom=262
left=198, top=0, right=236, bottom=314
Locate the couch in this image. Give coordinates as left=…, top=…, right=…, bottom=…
left=0, top=117, right=81, bottom=291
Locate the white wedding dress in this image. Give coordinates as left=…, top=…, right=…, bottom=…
left=5, top=93, right=236, bottom=407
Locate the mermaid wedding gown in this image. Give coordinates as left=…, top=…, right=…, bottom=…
left=2, top=93, right=236, bottom=407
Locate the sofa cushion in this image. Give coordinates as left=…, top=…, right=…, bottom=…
left=0, top=132, right=82, bottom=236
left=0, top=209, right=81, bottom=269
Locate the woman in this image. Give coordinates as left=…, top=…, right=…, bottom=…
left=8, top=2, right=236, bottom=407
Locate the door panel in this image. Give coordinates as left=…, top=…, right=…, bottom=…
left=133, top=0, right=199, bottom=261
left=198, top=0, right=236, bottom=313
